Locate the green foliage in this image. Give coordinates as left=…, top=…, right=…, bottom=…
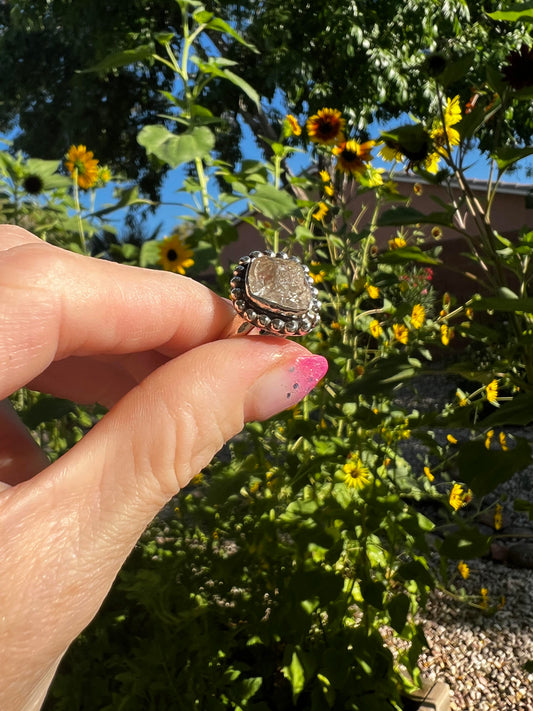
left=6, top=0, right=533, bottom=708
left=0, top=0, right=532, bottom=201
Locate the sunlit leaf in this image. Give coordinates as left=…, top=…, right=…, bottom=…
left=80, top=44, right=155, bottom=73
left=249, top=183, right=298, bottom=219
left=137, top=125, right=215, bottom=167
left=487, top=4, right=533, bottom=22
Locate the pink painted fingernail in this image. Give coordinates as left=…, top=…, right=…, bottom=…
left=246, top=355, right=328, bottom=422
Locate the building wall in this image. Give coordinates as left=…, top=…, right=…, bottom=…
left=224, top=175, right=533, bottom=297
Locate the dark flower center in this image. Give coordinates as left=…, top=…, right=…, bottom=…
left=342, top=149, right=357, bottom=162
left=318, top=119, right=337, bottom=137
left=23, top=174, right=44, bottom=195
left=167, top=249, right=178, bottom=261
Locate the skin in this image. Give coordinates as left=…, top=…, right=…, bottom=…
left=0, top=226, right=321, bottom=710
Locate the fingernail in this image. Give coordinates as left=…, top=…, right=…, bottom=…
left=245, top=355, right=328, bottom=422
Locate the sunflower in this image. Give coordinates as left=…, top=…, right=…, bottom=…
left=430, top=95, right=462, bottom=165
left=306, top=108, right=345, bottom=145
left=158, top=232, right=194, bottom=274
left=313, top=202, right=329, bottom=221
left=65, top=145, right=99, bottom=190
left=502, top=44, right=533, bottom=90
left=23, top=174, right=44, bottom=195
left=333, top=140, right=375, bottom=176
left=285, top=114, right=302, bottom=136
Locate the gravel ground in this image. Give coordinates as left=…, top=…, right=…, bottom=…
left=394, top=373, right=533, bottom=709
left=417, top=572, right=533, bottom=710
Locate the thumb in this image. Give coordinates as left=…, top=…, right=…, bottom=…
left=0, top=337, right=327, bottom=708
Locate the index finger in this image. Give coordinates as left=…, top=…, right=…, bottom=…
left=0, top=227, right=236, bottom=398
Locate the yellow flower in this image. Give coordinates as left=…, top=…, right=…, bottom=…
left=423, top=466, right=435, bottom=482
left=369, top=319, right=383, bottom=339
left=319, top=169, right=331, bottom=182
left=431, top=226, right=443, bottom=240
left=366, top=283, right=380, bottom=299
left=333, top=140, right=375, bottom=176
left=65, top=144, right=99, bottom=190
left=486, top=379, right=498, bottom=404
left=410, top=303, right=425, bottom=329
left=324, top=183, right=335, bottom=197
left=447, top=434, right=458, bottom=445
left=310, top=267, right=326, bottom=284
left=364, top=165, right=385, bottom=187
left=499, top=431, right=508, bottom=451
left=440, top=324, right=451, bottom=346
left=388, top=236, right=406, bottom=249
left=456, top=389, right=468, bottom=406
left=343, top=456, right=372, bottom=490
left=494, top=503, right=503, bottom=531
left=480, top=587, right=489, bottom=609
left=449, top=483, right=472, bottom=511
left=158, top=231, right=194, bottom=274
left=378, top=143, right=403, bottom=163
left=413, top=182, right=423, bottom=196
left=458, top=561, right=470, bottom=580
left=97, top=165, right=112, bottom=185
left=466, top=306, right=474, bottom=320
left=285, top=114, right=302, bottom=136
left=393, top=323, right=408, bottom=344
left=306, top=108, right=345, bottom=145
left=430, top=95, right=462, bottom=162
left=313, top=201, right=329, bottom=221
left=485, top=429, right=494, bottom=450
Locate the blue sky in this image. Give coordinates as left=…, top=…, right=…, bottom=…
left=94, top=114, right=533, bottom=240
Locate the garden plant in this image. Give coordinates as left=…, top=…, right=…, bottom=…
left=3, top=1, right=533, bottom=709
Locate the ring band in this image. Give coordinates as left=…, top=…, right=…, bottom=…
left=225, top=250, right=321, bottom=338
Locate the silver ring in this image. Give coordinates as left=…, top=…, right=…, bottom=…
left=227, top=250, right=321, bottom=337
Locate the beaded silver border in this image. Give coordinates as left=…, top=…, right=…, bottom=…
left=229, top=250, right=321, bottom=337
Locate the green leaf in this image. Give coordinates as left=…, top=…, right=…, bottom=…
left=487, top=4, right=533, bottom=22
left=192, top=56, right=261, bottom=109
left=360, top=580, right=386, bottom=610
left=137, top=125, right=215, bottom=168
left=194, top=10, right=259, bottom=52
left=220, top=68, right=261, bottom=109
left=492, top=146, right=533, bottom=171
left=21, top=396, right=77, bottom=429
left=92, top=185, right=153, bottom=217
left=514, top=499, right=533, bottom=521
left=439, top=526, right=491, bottom=560
left=80, top=43, right=154, bottom=73
left=482, top=394, right=533, bottom=427
left=248, top=183, right=298, bottom=220
left=348, top=354, right=420, bottom=396
left=437, top=52, right=475, bottom=88
left=378, top=246, right=441, bottom=266
left=139, top=239, right=161, bottom=268
left=472, top=295, right=533, bottom=312
left=378, top=206, right=453, bottom=227
left=457, top=437, right=531, bottom=496
left=388, top=593, right=410, bottom=634
left=282, top=651, right=306, bottom=700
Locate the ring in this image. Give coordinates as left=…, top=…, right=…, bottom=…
left=226, top=250, right=321, bottom=337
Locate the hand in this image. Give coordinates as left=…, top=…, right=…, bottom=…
left=0, top=227, right=327, bottom=710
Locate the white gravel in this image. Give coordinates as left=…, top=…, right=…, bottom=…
left=394, top=373, right=533, bottom=709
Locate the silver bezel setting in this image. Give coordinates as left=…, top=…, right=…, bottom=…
left=229, top=250, right=321, bottom=337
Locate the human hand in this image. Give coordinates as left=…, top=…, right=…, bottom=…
left=0, top=227, right=327, bottom=710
